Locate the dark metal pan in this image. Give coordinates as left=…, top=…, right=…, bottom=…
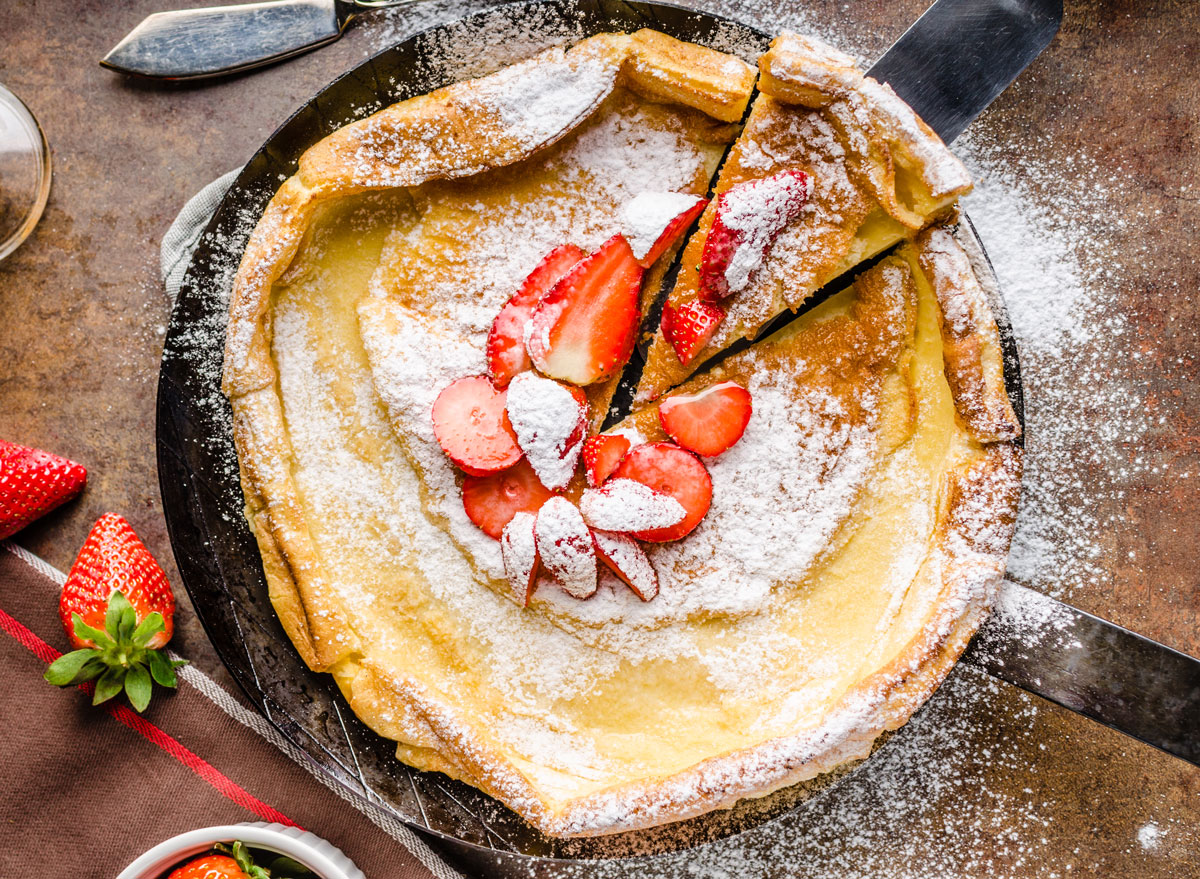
left=155, top=2, right=1195, bottom=876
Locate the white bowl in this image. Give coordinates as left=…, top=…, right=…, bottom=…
left=115, top=822, right=365, bottom=879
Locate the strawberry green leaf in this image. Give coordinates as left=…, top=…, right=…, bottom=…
left=118, top=606, right=137, bottom=643
left=93, top=667, right=125, bottom=705
left=124, top=663, right=152, bottom=712
left=44, top=648, right=101, bottom=686
left=147, top=649, right=181, bottom=688
left=131, top=612, right=165, bottom=647
left=72, top=613, right=112, bottom=649
left=225, top=841, right=274, bottom=879
left=105, top=590, right=133, bottom=639
left=269, top=854, right=318, bottom=877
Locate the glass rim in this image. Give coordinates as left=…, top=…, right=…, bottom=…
left=0, top=83, right=53, bottom=262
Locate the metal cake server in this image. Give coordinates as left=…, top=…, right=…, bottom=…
left=868, top=0, right=1199, bottom=768
left=965, top=582, right=1200, bottom=766
left=868, top=0, right=1063, bottom=143
left=101, top=0, right=422, bottom=80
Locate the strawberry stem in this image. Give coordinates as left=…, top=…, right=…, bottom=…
left=44, top=591, right=187, bottom=712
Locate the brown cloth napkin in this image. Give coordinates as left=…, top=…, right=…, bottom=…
left=0, top=542, right=460, bottom=879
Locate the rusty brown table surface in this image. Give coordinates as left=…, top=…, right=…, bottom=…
left=2, top=0, right=1198, bottom=875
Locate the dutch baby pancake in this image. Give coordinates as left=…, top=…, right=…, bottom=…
left=222, top=27, right=1022, bottom=837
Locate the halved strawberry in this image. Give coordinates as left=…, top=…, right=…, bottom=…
left=526, top=234, right=644, bottom=386
left=0, top=441, right=87, bottom=540
left=432, top=376, right=522, bottom=476
left=534, top=497, right=597, bottom=599
left=592, top=530, right=659, bottom=601
left=581, top=434, right=631, bottom=487
left=619, top=192, right=707, bottom=268
left=462, top=459, right=554, bottom=539
left=505, top=372, right=588, bottom=490
left=659, top=381, right=753, bottom=457
left=699, top=169, right=811, bottom=301
left=579, top=478, right=686, bottom=534
left=610, top=442, right=712, bottom=542
left=487, top=244, right=585, bottom=387
left=662, top=299, right=725, bottom=366
left=501, top=511, right=540, bottom=606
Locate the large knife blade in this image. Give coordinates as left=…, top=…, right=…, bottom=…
left=963, top=582, right=1200, bottom=766
left=101, top=0, right=406, bottom=81
left=868, top=0, right=1063, bottom=143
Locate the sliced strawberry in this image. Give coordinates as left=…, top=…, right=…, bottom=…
left=619, top=192, right=707, bottom=268
left=432, top=376, right=522, bottom=476
left=662, top=299, right=725, bottom=366
left=592, top=530, right=659, bottom=601
left=501, top=511, right=540, bottom=606
left=699, top=169, right=811, bottom=301
left=505, top=372, right=588, bottom=490
left=659, top=381, right=753, bottom=457
left=534, top=497, right=597, bottom=599
left=526, top=234, right=644, bottom=386
left=487, top=244, right=585, bottom=387
left=462, top=459, right=554, bottom=539
left=579, top=478, right=686, bottom=534
left=610, top=442, right=712, bottom=542
left=581, top=434, right=631, bottom=487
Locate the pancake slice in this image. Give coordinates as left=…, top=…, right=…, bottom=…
left=636, top=31, right=973, bottom=402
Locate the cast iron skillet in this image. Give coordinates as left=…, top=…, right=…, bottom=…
left=155, top=1, right=1024, bottom=874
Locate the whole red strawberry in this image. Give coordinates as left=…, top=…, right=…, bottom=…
left=168, top=842, right=273, bottom=879
left=0, top=440, right=87, bottom=540
left=168, top=854, right=247, bottom=879
left=43, top=513, right=186, bottom=711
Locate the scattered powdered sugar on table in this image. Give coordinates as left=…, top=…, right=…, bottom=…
left=1137, top=821, right=1164, bottom=853
left=956, top=130, right=1160, bottom=602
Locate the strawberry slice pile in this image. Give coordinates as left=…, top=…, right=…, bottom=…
left=431, top=194, right=762, bottom=606
left=663, top=169, right=811, bottom=366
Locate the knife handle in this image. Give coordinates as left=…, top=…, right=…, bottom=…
left=964, top=581, right=1200, bottom=767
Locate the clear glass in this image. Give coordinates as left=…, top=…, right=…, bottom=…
left=0, top=84, right=52, bottom=261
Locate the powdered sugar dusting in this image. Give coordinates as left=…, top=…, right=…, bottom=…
left=619, top=191, right=706, bottom=261
left=651, top=380, right=877, bottom=614
left=535, top=496, right=597, bottom=599
left=505, top=372, right=585, bottom=490
left=579, top=479, right=686, bottom=533
left=717, top=171, right=813, bottom=293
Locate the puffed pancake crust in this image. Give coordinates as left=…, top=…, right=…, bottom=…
left=222, top=29, right=1022, bottom=837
